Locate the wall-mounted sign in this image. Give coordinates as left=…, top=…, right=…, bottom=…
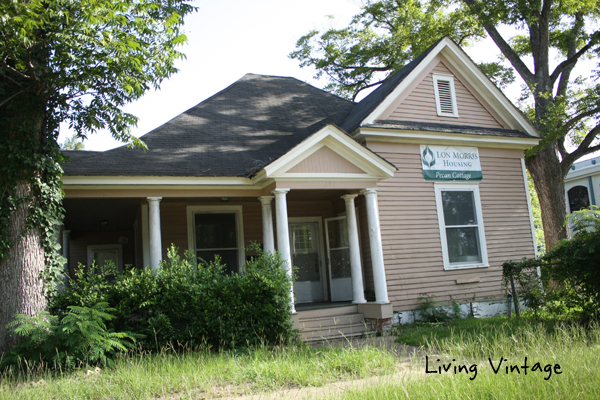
left=420, top=145, right=482, bottom=181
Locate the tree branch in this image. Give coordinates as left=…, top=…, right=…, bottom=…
left=556, top=13, right=584, bottom=97
left=0, top=89, right=27, bottom=108
left=551, top=31, right=600, bottom=85
left=354, top=79, right=386, bottom=100
left=461, top=0, right=535, bottom=84
left=562, top=124, right=600, bottom=171
left=563, top=106, right=600, bottom=132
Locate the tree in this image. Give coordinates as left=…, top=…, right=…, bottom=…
left=291, top=0, right=600, bottom=251
left=0, top=0, right=195, bottom=355
left=60, top=133, right=85, bottom=151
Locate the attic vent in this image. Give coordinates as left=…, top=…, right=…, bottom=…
left=433, top=74, right=459, bottom=118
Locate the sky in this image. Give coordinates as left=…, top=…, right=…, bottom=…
left=59, top=0, right=597, bottom=161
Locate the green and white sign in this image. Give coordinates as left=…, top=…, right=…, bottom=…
left=420, top=145, right=482, bottom=181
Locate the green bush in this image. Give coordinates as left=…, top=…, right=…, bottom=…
left=502, top=206, right=600, bottom=322
left=50, top=244, right=295, bottom=350
left=416, top=295, right=463, bottom=322
left=1, top=302, right=140, bottom=371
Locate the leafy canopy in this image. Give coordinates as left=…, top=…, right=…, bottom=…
left=1, top=0, right=196, bottom=145
left=0, top=0, right=195, bottom=291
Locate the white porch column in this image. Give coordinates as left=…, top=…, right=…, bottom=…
left=341, top=194, right=366, bottom=304
left=273, top=188, right=295, bottom=313
left=361, top=188, right=389, bottom=304
left=62, top=229, right=71, bottom=273
left=147, top=197, right=163, bottom=270
left=259, top=196, right=275, bottom=254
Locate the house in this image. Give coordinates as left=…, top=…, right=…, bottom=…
left=564, top=156, right=600, bottom=214
left=60, top=37, right=540, bottom=340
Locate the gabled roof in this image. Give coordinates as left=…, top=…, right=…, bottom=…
left=62, top=74, right=354, bottom=177
left=340, top=36, right=539, bottom=138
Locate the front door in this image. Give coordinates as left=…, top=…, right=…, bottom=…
left=325, top=217, right=353, bottom=302
left=290, top=222, right=324, bottom=303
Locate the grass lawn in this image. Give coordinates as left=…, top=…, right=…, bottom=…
left=0, top=344, right=396, bottom=399
left=2, top=316, right=598, bottom=399
left=326, top=316, right=600, bottom=399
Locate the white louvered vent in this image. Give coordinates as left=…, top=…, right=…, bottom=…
left=433, top=75, right=459, bottom=117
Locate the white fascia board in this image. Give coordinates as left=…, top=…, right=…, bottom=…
left=438, top=44, right=539, bottom=138
left=278, top=173, right=377, bottom=180
left=263, top=124, right=396, bottom=179
left=358, top=127, right=540, bottom=149
left=565, top=165, right=600, bottom=182
left=62, top=175, right=257, bottom=187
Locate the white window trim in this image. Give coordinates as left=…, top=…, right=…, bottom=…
left=87, top=244, right=123, bottom=273
left=434, top=183, right=488, bottom=270
left=186, top=205, right=245, bottom=270
left=432, top=74, right=459, bottom=118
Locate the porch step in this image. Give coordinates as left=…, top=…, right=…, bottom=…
left=298, top=314, right=365, bottom=330
left=297, top=307, right=376, bottom=342
left=296, top=305, right=358, bottom=320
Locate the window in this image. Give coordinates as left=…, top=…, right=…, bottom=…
left=87, top=244, right=123, bottom=273
left=432, top=74, right=459, bottom=118
left=567, top=185, right=590, bottom=213
left=186, top=205, right=244, bottom=274
left=434, top=184, right=488, bottom=270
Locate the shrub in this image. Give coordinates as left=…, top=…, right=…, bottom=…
left=50, top=244, right=295, bottom=350
left=1, top=302, right=140, bottom=371
left=502, top=206, right=600, bottom=322
left=416, top=295, right=463, bottom=323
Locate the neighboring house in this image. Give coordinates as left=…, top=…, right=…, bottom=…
left=564, top=156, right=600, bottom=214
left=60, top=37, right=539, bottom=340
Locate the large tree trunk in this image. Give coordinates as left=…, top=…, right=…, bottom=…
left=0, top=180, right=48, bottom=356
left=526, top=144, right=568, bottom=251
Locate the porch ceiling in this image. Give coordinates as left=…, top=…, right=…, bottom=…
left=63, top=198, right=141, bottom=233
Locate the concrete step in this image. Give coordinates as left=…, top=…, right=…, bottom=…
left=301, top=323, right=371, bottom=341
left=296, top=305, right=358, bottom=320
left=299, top=314, right=365, bottom=330
left=304, top=330, right=378, bottom=343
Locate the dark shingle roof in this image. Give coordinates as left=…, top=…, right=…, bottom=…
left=62, top=74, right=354, bottom=177
left=364, top=120, right=536, bottom=138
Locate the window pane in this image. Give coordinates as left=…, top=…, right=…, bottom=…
left=195, top=213, right=237, bottom=249
left=94, top=250, right=118, bottom=268
left=292, top=225, right=314, bottom=253
left=327, top=218, right=349, bottom=249
left=197, top=249, right=238, bottom=274
left=568, top=186, right=590, bottom=213
left=293, top=253, right=320, bottom=281
left=446, top=227, right=481, bottom=264
left=442, top=191, right=477, bottom=226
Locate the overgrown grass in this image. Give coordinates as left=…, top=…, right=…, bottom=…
left=0, top=343, right=396, bottom=399
left=393, top=315, right=559, bottom=348
left=330, top=320, right=600, bottom=399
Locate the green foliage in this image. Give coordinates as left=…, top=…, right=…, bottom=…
left=290, top=0, right=484, bottom=100
left=1, top=302, right=141, bottom=371
left=416, top=295, right=463, bottom=323
left=51, top=244, right=295, bottom=350
left=0, top=0, right=196, bottom=303
left=526, top=171, right=545, bottom=253
left=60, top=133, right=85, bottom=150
left=503, top=206, right=600, bottom=322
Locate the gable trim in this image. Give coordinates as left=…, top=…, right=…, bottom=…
left=261, top=124, right=396, bottom=180
left=361, top=37, right=538, bottom=137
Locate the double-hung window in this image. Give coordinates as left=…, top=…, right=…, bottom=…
left=434, top=184, right=488, bottom=270
left=186, top=205, right=244, bottom=274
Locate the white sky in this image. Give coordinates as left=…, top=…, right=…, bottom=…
left=60, top=0, right=597, bottom=161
